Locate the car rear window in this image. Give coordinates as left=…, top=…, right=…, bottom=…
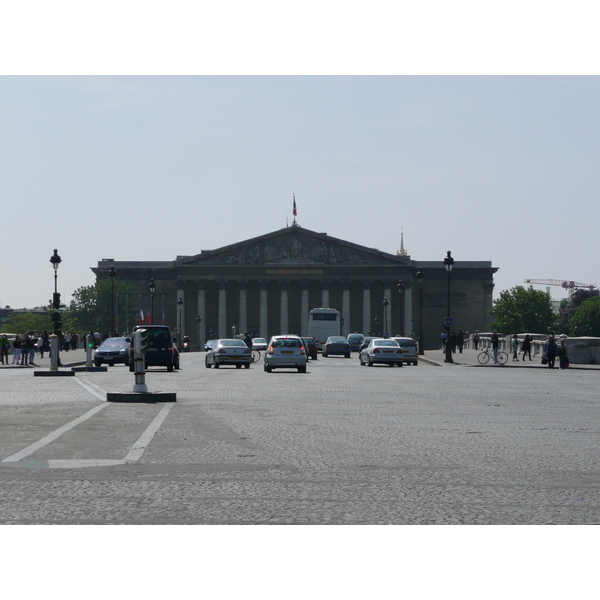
left=393, top=339, right=416, bottom=348
left=221, top=340, right=247, bottom=347
left=374, top=340, right=399, bottom=347
left=273, top=339, right=301, bottom=348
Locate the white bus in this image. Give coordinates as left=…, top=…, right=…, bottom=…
left=307, top=308, right=341, bottom=348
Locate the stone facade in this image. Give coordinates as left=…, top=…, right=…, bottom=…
left=91, top=226, right=498, bottom=350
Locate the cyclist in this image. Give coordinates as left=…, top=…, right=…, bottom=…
left=243, top=332, right=253, bottom=349
left=491, top=330, right=500, bottom=364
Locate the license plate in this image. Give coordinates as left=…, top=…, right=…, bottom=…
left=383, top=350, right=393, bottom=353
left=281, top=350, right=293, bottom=354
left=231, top=356, right=240, bottom=359
left=148, top=348, right=158, bottom=351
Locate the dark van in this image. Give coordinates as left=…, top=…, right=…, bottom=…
left=129, top=325, right=180, bottom=372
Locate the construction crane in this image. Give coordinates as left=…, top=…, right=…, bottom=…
left=524, top=279, right=597, bottom=297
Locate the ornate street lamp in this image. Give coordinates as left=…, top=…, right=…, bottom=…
left=382, top=297, right=389, bottom=338
left=415, top=268, right=425, bottom=355
left=177, top=297, right=184, bottom=347
left=443, top=251, right=455, bottom=364
left=108, top=265, right=117, bottom=336
left=396, top=280, right=405, bottom=337
left=196, top=315, right=202, bottom=351
left=49, top=249, right=62, bottom=369
left=149, top=278, right=156, bottom=325
left=373, top=315, right=380, bottom=337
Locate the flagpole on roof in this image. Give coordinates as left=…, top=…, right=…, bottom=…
left=292, top=193, right=297, bottom=226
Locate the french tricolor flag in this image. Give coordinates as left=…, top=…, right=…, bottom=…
left=293, top=194, right=297, bottom=216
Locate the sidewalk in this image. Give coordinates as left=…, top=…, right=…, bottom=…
left=0, top=348, right=88, bottom=370
left=421, top=347, right=600, bottom=370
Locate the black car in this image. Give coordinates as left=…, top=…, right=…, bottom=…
left=129, top=325, right=180, bottom=372
left=94, top=337, right=131, bottom=367
left=302, top=337, right=318, bottom=360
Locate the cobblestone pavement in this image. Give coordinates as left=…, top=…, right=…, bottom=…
left=0, top=350, right=599, bottom=524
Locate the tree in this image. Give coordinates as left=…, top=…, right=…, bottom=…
left=69, top=279, right=137, bottom=334
left=557, top=288, right=600, bottom=335
left=1, top=311, right=54, bottom=334
left=569, top=297, right=600, bottom=337
left=490, top=285, right=557, bottom=334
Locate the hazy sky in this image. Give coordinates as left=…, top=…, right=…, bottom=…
left=2, top=75, right=598, bottom=309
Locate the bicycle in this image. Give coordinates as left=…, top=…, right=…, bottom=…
left=251, top=349, right=261, bottom=363
left=477, top=346, right=508, bottom=365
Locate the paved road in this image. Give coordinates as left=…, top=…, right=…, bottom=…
left=1, top=350, right=599, bottom=524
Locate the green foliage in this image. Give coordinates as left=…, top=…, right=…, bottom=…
left=490, top=285, right=557, bottom=334
left=1, top=311, right=54, bottom=334
left=69, top=279, right=137, bottom=333
left=569, top=297, right=600, bottom=337
left=557, top=288, right=600, bottom=335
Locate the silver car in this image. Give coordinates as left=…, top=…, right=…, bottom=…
left=390, top=337, right=419, bottom=365
left=205, top=339, right=252, bottom=369
left=359, top=338, right=404, bottom=367
left=264, top=335, right=308, bottom=373
left=252, top=337, right=268, bottom=351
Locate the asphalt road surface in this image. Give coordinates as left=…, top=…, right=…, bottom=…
left=1, top=351, right=599, bottom=524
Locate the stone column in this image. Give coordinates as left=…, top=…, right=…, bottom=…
left=239, top=280, right=248, bottom=335
left=384, top=285, right=392, bottom=337
left=342, top=280, right=351, bottom=337
left=260, top=281, right=268, bottom=339
left=198, top=283, right=206, bottom=349
left=301, top=287, right=309, bottom=336
left=218, top=281, right=227, bottom=339
left=404, top=280, right=413, bottom=338
left=280, top=281, right=289, bottom=335
left=321, top=286, right=329, bottom=308
left=362, top=281, right=371, bottom=335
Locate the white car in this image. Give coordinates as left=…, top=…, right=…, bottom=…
left=264, top=335, right=308, bottom=373
left=359, top=338, right=404, bottom=367
left=390, top=337, right=419, bottom=365
left=252, top=337, right=268, bottom=351
left=205, top=339, right=252, bottom=369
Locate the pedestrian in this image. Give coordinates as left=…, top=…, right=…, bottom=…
left=450, top=331, right=457, bottom=353
left=63, top=331, right=71, bottom=352
left=0, top=334, right=10, bottom=364
left=491, top=330, right=500, bottom=364
left=243, top=332, right=253, bottom=349
left=457, top=329, right=464, bottom=353
left=12, top=335, right=22, bottom=364
left=102, top=330, right=109, bottom=341
left=521, top=334, right=532, bottom=361
left=544, top=335, right=558, bottom=369
left=28, top=331, right=38, bottom=364
left=558, top=338, right=569, bottom=369
left=20, top=334, right=31, bottom=365
left=441, top=330, right=448, bottom=352
left=71, top=332, right=78, bottom=350
left=93, top=331, right=101, bottom=347
left=472, top=331, right=480, bottom=350
left=511, top=334, right=519, bottom=361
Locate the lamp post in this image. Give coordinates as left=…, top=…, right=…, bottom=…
left=196, top=315, right=202, bottom=351
left=149, top=278, right=156, bottom=325
left=49, top=249, right=62, bottom=369
left=415, top=268, right=425, bottom=355
left=373, top=315, right=380, bottom=337
left=382, top=297, right=389, bottom=338
left=177, top=297, right=183, bottom=348
left=396, top=281, right=405, bottom=337
left=443, top=251, right=454, bottom=364
left=108, top=265, right=117, bottom=336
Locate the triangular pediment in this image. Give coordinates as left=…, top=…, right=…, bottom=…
left=177, top=227, right=413, bottom=267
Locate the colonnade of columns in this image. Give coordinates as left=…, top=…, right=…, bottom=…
left=187, top=280, right=414, bottom=348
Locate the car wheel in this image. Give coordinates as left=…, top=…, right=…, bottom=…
left=298, top=365, right=307, bottom=373
left=94, top=360, right=102, bottom=368
left=244, top=363, right=250, bottom=369
left=214, top=362, right=220, bottom=368
left=167, top=364, right=174, bottom=372
left=205, top=359, right=211, bottom=368
left=345, top=353, right=350, bottom=358
left=265, top=363, right=272, bottom=373
left=236, top=364, right=242, bottom=369
left=368, top=359, right=373, bottom=367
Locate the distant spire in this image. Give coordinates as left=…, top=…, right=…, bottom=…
left=397, top=228, right=409, bottom=257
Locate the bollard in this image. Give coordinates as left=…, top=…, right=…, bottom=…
left=50, top=334, right=59, bottom=372
left=132, top=329, right=148, bottom=393
left=85, top=333, right=94, bottom=368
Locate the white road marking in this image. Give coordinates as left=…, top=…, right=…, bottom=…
left=72, top=376, right=108, bottom=401
left=123, top=403, right=174, bottom=462
left=1, top=403, right=109, bottom=463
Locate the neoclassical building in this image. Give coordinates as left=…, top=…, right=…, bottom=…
left=92, top=225, right=497, bottom=350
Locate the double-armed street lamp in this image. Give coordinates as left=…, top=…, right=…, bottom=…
left=415, top=268, right=425, bottom=355
left=149, top=278, right=156, bottom=325
left=443, top=251, right=454, bottom=364
left=108, top=265, right=117, bottom=336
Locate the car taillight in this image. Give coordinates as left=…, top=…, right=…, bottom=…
left=218, top=349, right=227, bottom=353
left=373, top=348, right=380, bottom=353
left=301, top=347, right=305, bottom=354
left=244, top=349, right=251, bottom=354
left=268, top=346, right=274, bottom=354
left=397, top=349, right=403, bottom=354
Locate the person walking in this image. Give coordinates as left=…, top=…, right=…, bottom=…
left=472, top=331, right=480, bottom=350
left=544, top=334, right=559, bottom=369
left=28, top=331, right=38, bottom=364
left=521, top=334, right=532, bottom=361
left=441, top=330, right=447, bottom=352
left=511, top=334, right=519, bottom=362
left=0, top=334, right=10, bottom=364
left=451, top=331, right=457, bottom=354
left=558, top=338, right=569, bottom=369
left=243, top=332, right=253, bottom=349
left=457, top=329, right=465, bottom=353
left=12, top=335, right=22, bottom=364
left=491, top=330, right=500, bottom=365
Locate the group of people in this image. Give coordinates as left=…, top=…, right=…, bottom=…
left=0, top=331, right=48, bottom=366
left=441, top=329, right=466, bottom=353
left=508, top=332, right=568, bottom=369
